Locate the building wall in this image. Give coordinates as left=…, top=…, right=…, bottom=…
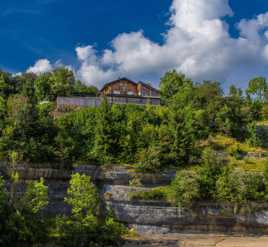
left=56, top=96, right=161, bottom=111
left=102, top=79, right=138, bottom=96
left=138, top=84, right=159, bottom=97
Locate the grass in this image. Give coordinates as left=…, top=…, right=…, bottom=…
left=129, top=186, right=169, bottom=201
left=200, top=134, right=267, bottom=154
left=199, top=134, right=268, bottom=172
left=229, top=156, right=266, bottom=172
left=256, top=119, right=268, bottom=126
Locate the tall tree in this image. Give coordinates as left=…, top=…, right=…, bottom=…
left=93, top=100, right=115, bottom=164
left=49, top=68, right=75, bottom=98
left=246, top=77, right=267, bottom=102
left=160, top=70, right=192, bottom=104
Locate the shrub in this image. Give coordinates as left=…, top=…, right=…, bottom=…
left=199, top=148, right=225, bottom=200
left=244, top=172, right=265, bottom=201
left=56, top=173, right=125, bottom=247
left=129, top=187, right=167, bottom=201
left=246, top=122, right=262, bottom=147
left=228, top=143, right=247, bottom=160
left=0, top=177, right=50, bottom=246
left=168, top=170, right=200, bottom=207
left=264, top=159, right=268, bottom=195
left=216, top=167, right=247, bottom=205
left=137, top=145, right=162, bottom=172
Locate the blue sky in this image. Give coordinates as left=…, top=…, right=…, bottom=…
left=0, top=0, right=171, bottom=71
left=2, top=0, right=268, bottom=88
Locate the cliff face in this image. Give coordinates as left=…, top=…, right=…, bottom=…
left=3, top=164, right=268, bottom=236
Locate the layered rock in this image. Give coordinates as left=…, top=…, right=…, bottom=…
left=3, top=164, right=268, bottom=236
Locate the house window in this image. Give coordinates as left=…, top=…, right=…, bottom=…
left=113, top=90, right=120, bottom=95
left=128, top=91, right=134, bottom=95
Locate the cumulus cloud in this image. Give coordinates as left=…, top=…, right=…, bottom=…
left=27, top=59, right=53, bottom=74
left=28, top=0, right=268, bottom=88
left=26, top=58, right=74, bottom=76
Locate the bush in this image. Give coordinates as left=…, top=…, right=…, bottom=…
left=0, top=177, right=50, bottom=246
left=216, top=168, right=265, bottom=205
left=246, top=122, right=262, bottom=147
left=137, top=145, right=162, bottom=172
left=56, top=173, right=126, bottom=247
left=216, top=168, right=247, bottom=205
left=199, top=148, right=225, bottom=200
left=228, top=143, right=247, bottom=160
left=168, top=170, right=200, bottom=207
left=129, top=187, right=167, bottom=201
left=244, top=172, right=265, bottom=201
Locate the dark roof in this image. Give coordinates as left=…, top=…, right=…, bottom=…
left=138, top=81, right=160, bottom=93
left=100, top=78, right=137, bottom=92
left=100, top=77, right=159, bottom=93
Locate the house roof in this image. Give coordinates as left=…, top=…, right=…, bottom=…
left=100, top=78, right=137, bottom=92
left=138, top=81, right=160, bottom=93
left=100, top=77, right=159, bottom=93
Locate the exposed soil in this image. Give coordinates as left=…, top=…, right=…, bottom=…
left=124, top=234, right=268, bottom=247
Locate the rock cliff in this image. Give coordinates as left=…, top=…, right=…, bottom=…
left=2, top=164, right=268, bottom=237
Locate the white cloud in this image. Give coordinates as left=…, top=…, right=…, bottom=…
left=27, top=59, right=53, bottom=74
left=26, top=58, right=74, bottom=76
left=28, top=0, right=268, bottom=88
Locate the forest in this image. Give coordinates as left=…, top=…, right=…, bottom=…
left=1, top=68, right=268, bottom=246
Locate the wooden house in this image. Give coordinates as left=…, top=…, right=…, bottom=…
left=56, top=78, right=161, bottom=111
left=100, top=78, right=160, bottom=97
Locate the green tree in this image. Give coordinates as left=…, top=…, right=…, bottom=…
left=92, top=100, right=115, bottom=164
left=199, top=148, right=226, bottom=200
left=19, top=178, right=48, bottom=214
left=34, top=73, right=52, bottom=102
left=216, top=167, right=247, bottom=206
left=170, top=105, right=207, bottom=165
left=160, top=70, right=192, bottom=104
left=57, top=173, right=125, bottom=247
left=0, top=96, right=6, bottom=132
left=195, top=80, right=223, bottom=107
left=247, top=77, right=267, bottom=102
left=65, top=173, right=98, bottom=217
left=73, top=80, right=99, bottom=96
left=3, top=178, right=49, bottom=246
left=57, top=174, right=99, bottom=246
left=264, top=159, right=268, bottom=196
left=0, top=72, right=10, bottom=97
left=0, top=176, right=11, bottom=246
left=229, top=85, right=243, bottom=98
left=49, top=67, right=75, bottom=98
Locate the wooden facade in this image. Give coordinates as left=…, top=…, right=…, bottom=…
left=56, top=78, right=160, bottom=111
left=100, top=78, right=160, bottom=98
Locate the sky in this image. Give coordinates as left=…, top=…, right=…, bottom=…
left=1, top=0, right=268, bottom=89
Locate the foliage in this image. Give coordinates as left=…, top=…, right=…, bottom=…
left=168, top=170, right=200, bottom=207
left=56, top=173, right=125, bottom=247
left=129, top=187, right=168, bottom=201
left=160, top=70, right=193, bottom=104
left=247, top=77, right=267, bottom=102
left=0, top=69, right=266, bottom=168
left=137, top=145, right=162, bottom=172
left=199, top=148, right=226, bottom=200
left=215, top=168, right=247, bottom=204
left=0, top=177, right=49, bottom=246
left=65, top=173, right=98, bottom=216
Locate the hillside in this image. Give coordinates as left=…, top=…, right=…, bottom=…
left=2, top=70, right=268, bottom=246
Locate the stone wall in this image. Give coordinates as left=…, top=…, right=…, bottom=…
left=3, top=165, right=268, bottom=235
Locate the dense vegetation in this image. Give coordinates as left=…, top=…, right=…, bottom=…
left=1, top=68, right=268, bottom=245
left=0, top=69, right=267, bottom=167
left=0, top=173, right=126, bottom=247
